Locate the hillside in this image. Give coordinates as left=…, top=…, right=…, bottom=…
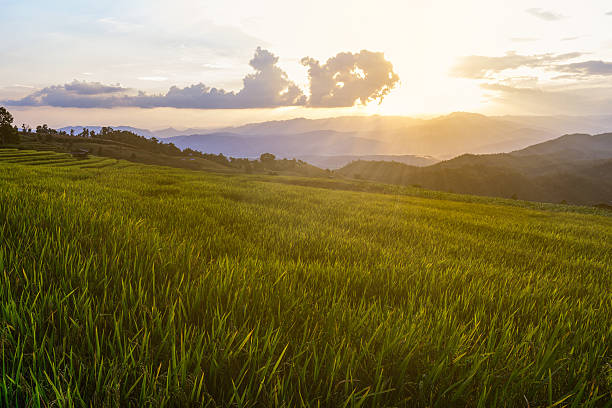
left=0, top=153, right=610, bottom=406
left=512, top=133, right=612, bottom=160
left=296, top=154, right=438, bottom=170
left=4, top=131, right=329, bottom=178
left=337, top=133, right=612, bottom=205
left=11, top=132, right=235, bottom=172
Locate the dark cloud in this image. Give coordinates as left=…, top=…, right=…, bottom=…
left=301, top=50, right=399, bottom=107
left=6, top=82, right=132, bottom=108
left=4, top=48, right=397, bottom=109
left=525, top=8, right=565, bottom=21
left=556, top=60, right=612, bottom=76
left=451, top=52, right=582, bottom=79
left=63, top=81, right=126, bottom=95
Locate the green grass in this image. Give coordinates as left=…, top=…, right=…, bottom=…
left=0, top=150, right=611, bottom=407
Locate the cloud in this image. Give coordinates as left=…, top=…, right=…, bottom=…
left=4, top=48, right=398, bottom=109
left=556, top=60, right=612, bottom=76
left=5, top=48, right=307, bottom=109
left=526, top=8, right=565, bottom=21
left=451, top=52, right=582, bottom=79
left=301, top=50, right=399, bottom=107
left=63, top=81, right=126, bottom=95
left=6, top=82, right=131, bottom=108
left=234, top=47, right=306, bottom=107
left=5, top=81, right=130, bottom=108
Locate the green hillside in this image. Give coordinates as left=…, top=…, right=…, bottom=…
left=1, top=150, right=611, bottom=406
left=337, top=133, right=612, bottom=206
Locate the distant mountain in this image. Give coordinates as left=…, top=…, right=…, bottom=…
left=370, top=112, right=555, bottom=158
left=336, top=133, right=612, bottom=205
left=153, top=127, right=214, bottom=138
left=162, top=113, right=559, bottom=159
left=297, top=154, right=438, bottom=170
left=60, top=113, right=612, bottom=160
left=215, top=113, right=612, bottom=140
left=165, top=130, right=386, bottom=158
left=215, top=116, right=426, bottom=136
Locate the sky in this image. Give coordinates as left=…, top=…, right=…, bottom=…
left=1, top=0, right=612, bottom=129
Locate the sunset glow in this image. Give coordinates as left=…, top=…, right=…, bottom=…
left=2, top=0, right=612, bottom=127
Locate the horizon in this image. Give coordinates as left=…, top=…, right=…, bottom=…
left=2, top=0, right=612, bottom=129
left=8, top=110, right=612, bottom=133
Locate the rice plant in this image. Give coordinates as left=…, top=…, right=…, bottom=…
left=0, top=151, right=610, bottom=407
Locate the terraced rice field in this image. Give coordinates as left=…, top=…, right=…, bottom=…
left=0, top=148, right=133, bottom=169
left=0, top=149, right=611, bottom=407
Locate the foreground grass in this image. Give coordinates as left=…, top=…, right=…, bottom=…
left=0, top=158, right=611, bottom=407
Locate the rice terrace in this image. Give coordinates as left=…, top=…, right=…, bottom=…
left=2, top=1, right=612, bottom=406
left=0, top=146, right=610, bottom=406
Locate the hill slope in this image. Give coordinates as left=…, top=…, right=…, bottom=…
left=337, top=133, right=612, bottom=205
left=0, top=158, right=610, bottom=406
left=296, top=154, right=438, bottom=169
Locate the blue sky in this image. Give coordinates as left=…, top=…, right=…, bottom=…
left=1, top=0, right=612, bottom=128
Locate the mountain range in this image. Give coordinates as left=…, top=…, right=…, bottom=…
left=60, top=113, right=612, bottom=164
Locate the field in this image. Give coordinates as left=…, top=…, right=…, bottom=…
left=0, top=148, right=611, bottom=407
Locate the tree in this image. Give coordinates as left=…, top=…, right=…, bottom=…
left=0, top=106, right=19, bottom=144
left=260, top=153, right=275, bottom=162
left=36, top=124, right=49, bottom=134
left=0, top=106, right=13, bottom=127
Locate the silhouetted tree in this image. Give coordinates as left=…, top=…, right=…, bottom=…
left=0, top=107, right=19, bottom=144
left=260, top=153, right=275, bottom=162
left=0, top=107, right=12, bottom=127
left=36, top=124, right=49, bottom=134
